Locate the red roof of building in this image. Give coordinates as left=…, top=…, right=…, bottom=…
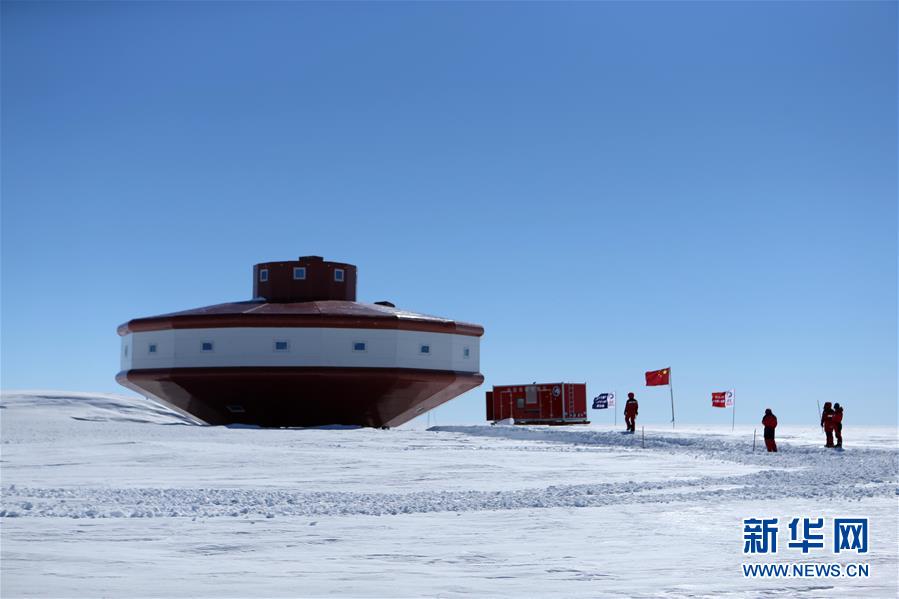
left=117, top=300, right=484, bottom=337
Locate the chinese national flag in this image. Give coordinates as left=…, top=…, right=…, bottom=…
left=645, top=368, right=670, bottom=386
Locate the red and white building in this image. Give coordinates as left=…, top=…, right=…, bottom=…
left=117, top=256, right=484, bottom=428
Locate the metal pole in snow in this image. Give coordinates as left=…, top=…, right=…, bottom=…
left=753, top=429, right=757, bottom=452
left=642, top=426, right=645, bottom=449
left=614, top=391, right=617, bottom=427
left=669, top=370, right=676, bottom=429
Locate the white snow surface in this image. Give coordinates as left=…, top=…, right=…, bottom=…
left=1, top=390, right=897, bottom=598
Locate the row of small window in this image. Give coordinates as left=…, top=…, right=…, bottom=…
left=130, top=342, right=472, bottom=357
left=258, top=267, right=344, bottom=283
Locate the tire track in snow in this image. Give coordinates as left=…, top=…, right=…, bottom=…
left=2, top=469, right=894, bottom=520
left=2, top=427, right=895, bottom=519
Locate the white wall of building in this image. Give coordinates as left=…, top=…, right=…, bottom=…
left=120, top=327, right=480, bottom=373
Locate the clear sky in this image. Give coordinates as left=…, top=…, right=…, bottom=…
left=2, top=1, right=896, bottom=426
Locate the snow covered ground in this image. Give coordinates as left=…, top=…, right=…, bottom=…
left=1, top=391, right=896, bottom=598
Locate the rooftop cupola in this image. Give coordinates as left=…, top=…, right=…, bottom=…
left=253, top=256, right=357, bottom=302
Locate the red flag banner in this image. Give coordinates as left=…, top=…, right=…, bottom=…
left=712, top=392, right=727, bottom=408
left=712, top=390, right=735, bottom=408
left=645, top=368, right=670, bottom=386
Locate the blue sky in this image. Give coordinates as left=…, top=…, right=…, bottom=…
left=2, top=1, right=896, bottom=426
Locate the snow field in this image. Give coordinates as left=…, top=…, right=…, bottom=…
left=1, top=391, right=896, bottom=597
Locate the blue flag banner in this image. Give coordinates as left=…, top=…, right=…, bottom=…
left=593, top=392, right=616, bottom=410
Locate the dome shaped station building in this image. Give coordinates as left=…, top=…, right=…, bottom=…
left=116, top=256, right=484, bottom=428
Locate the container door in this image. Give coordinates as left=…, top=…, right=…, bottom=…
left=539, top=385, right=560, bottom=420
left=524, top=385, right=539, bottom=420
left=538, top=386, right=551, bottom=420
left=573, top=384, right=587, bottom=419
left=499, top=390, right=514, bottom=421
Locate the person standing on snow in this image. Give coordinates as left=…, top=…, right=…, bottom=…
left=624, top=392, right=639, bottom=433
left=761, top=409, right=778, bottom=452
left=833, top=403, right=844, bottom=448
left=820, top=401, right=835, bottom=448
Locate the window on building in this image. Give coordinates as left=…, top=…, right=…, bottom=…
left=148, top=344, right=157, bottom=354
left=259, top=268, right=268, bottom=282
left=353, top=342, right=366, bottom=352
left=293, top=267, right=306, bottom=280
left=517, top=398, right=525, bottom=409
left=201, top=341, right=214, bottom=352
left=334, top=268, right=345, bottom=282
left=274, top=340, right=289, bottom=352
left=420, top=344, right=430, bottom=354
left=463, top=347, right=470, bottom=358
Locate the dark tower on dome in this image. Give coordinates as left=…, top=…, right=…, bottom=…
left=116, top=256, right=484, bottom=428
left=253, top=256, right=357, bottom=302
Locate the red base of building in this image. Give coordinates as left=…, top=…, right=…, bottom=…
left=116, top=367, right=483, bottom=428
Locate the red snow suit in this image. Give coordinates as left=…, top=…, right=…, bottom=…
left=821, top=405, right=835, bottom=447
left=624, top=398, right=638, bottom=432
left=833, top=407, right=843, bottom=447
left=762, top=413, right=777, bottom=452
left=624, top=399, right=638, bottom=418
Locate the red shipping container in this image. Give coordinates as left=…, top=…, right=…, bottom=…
left=486, top=383, right=589, bottom=425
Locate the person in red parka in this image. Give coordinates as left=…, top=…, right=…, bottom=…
left=761, top=409, right=777, bottom=452
left=624, top=392, right=638, bottom=433
left=820, top=401, right=835, bottom=448
left=833, top=403, right=844, bottom=448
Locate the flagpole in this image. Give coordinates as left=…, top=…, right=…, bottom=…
left=614, top=391, right=617, bottom=427
left=669, top=370, right=675, bottom=429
